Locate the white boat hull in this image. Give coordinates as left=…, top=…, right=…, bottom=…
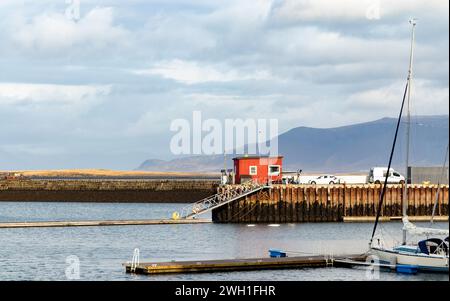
left=370, top=247, right=449, bottom=273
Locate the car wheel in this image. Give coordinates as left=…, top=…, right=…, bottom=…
left=329, top=181, right=334, bottom=185
left=374, top=180, right=381, bottom=184
left=399, top=180, right=405, bottom=185
left=310, top=181, right=316, bottom=185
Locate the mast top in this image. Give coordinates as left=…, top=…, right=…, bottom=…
left=409, top=18, right=417, bottom=26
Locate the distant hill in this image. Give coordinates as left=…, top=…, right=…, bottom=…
left=137, top=115, right=449, bottom=173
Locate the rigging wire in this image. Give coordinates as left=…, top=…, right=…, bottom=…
left=431, top=143, right=449, bottom=225
left=370, top=80, right=409, bottom=245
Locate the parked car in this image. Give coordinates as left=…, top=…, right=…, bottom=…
left=308, top=175, right=341, bottom=185
left=368, top=167, right=405, bottom=184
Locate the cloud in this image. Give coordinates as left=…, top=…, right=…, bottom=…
left=274, top=0, right=448, bottom=21
left=0, top=1, right=448, bottom=169
left=0, top=83, right=111, bottom=106
left=133, top=59, right=273, bottom=84
left=206, top=0, right=273, bottom=25
left=345, top=79, right=449, bottom=114
left=8, top=7, right=128, bottom=56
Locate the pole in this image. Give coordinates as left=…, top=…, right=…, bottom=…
left=402, top=18, right=416, bottom=245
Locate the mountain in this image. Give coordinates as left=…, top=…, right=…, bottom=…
left=137, top=115, right=449, bottom=173
left=138, top=155, right=227, bottom=172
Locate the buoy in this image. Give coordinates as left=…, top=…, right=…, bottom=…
left=172, top=211, right=180, bottom=220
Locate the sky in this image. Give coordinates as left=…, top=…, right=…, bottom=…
left=0, top=0, right=448, bottom=170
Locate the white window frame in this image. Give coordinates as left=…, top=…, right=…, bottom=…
left=249, top=166, right=258, bottom=175
left=268, top=165, right=280, bottom=176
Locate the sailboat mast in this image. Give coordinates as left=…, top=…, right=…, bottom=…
left=402, top=19, right=416, bottom=245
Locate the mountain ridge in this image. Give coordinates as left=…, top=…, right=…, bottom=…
left=138, top=115, right=449, bottom=173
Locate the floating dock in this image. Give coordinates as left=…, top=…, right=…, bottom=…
left=0, top=218, right=211, bottom=229
left=124, top=254, right=367, bottom=275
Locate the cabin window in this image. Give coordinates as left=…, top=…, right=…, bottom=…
left=269, top=165, right=280, bottom=176
left=249, top=166, right=257, bottom=175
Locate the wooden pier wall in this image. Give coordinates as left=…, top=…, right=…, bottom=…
left=212, top=184, right=449, bottom=223
left=0, top=180, right=218, bottom=203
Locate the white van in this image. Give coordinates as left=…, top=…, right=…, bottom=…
left=369, top=167, right=405, bottom=184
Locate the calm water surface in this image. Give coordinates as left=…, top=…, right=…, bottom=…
left=0, top=202, right=448, bottom=281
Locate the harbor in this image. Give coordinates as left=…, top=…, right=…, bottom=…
left=1, top=178, right=447, bottom=223
left=0, top=201, right=447, bottom=281
left=0, top=0, right=448, bottom=286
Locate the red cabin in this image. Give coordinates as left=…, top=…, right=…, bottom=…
left=233, top=156, right=283, bottom=184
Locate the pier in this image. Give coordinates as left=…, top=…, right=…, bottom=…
left=211, top=184, right=449, bottom=223
left=0, top=218, right=211, bottom=229
left=1, top=179, right=448, bottom=224
left=124, top=254, right=367, bottom=275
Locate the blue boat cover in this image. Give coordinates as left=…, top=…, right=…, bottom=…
left=418, top=238, right=448, bottom=255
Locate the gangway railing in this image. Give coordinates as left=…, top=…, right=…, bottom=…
left=179, top=182, right=267, bottom=219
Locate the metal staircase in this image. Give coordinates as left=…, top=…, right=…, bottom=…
left=179, top=183, right=267, bottom=219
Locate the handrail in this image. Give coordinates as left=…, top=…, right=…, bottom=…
left=130, top=248, right=140, bottom=272
left=179, top=182, right=266, bottom=219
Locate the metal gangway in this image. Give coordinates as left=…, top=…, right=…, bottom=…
left=178, top=182, right=267, bottom=219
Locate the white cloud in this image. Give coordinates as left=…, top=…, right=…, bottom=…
left=0, top=1, right=447, bottom=169
left=133, top=59, right=273, bottom=84
left=10, top=7, right=128, bottom=54
left=0, top=83, right=111, bottom=105
left=275, top=0, right=448, bottom=21
left=345, top=79, right=449, bottom=114
left=264, top=26, right=412, bottom=67
left=206, top=0, right=273, bottom=25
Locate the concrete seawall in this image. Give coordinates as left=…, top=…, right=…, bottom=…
left=0, top=180, right=218, bottom=203
left=212, top=184, right=449, bottom=223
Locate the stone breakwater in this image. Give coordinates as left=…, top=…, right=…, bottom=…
left=0, top=179, right=218, bottom=203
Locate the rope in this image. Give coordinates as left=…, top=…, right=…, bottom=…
left=370, top=80, right=409, bottom=244
left=431, top=143, right=449, bottom=225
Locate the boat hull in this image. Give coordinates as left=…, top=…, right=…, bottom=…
left=370, top=247, right=449, bottom=273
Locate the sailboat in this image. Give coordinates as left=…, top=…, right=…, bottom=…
left=368, top=19, right=449, bottom=273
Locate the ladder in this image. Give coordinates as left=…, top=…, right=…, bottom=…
left=180, top=183, right=267, bottom=219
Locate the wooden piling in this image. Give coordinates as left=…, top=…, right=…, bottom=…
left=211, top=184, right=449, bottom=223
